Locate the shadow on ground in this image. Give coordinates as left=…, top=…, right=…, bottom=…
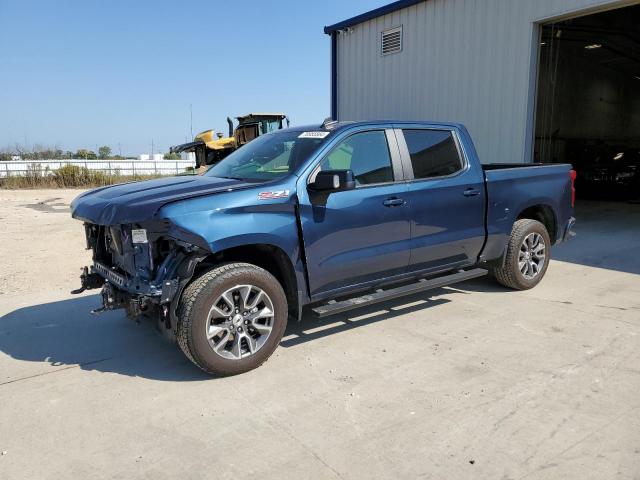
left=0, top=281, right=496, bottom=381
left=0, top=294, right=209, bottom=383
left=282, top=291, right=454, bottom=348
left=552, top=200, right=640, bottom=275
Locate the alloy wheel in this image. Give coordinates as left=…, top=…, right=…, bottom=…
left=519, top=232, right=546, bottom=280
left=206, top=285, right=274, bottom=360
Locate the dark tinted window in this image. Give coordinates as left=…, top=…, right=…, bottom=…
left=321, top=130, right=393, bottom=186
left=403, top=129, right=463, bottom=179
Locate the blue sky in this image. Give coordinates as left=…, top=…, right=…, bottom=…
left=0, top=0, right=388, bottom=155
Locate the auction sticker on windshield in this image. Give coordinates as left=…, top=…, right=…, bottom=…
left=298, top=132, right=330, bottom=139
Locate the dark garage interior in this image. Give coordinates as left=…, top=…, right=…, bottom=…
left=535, top=3, right=640, bottom=201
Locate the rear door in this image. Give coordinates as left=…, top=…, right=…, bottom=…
left=297, top=128, right=411, bottom=298
left=396, top=127, right=486, bottom=273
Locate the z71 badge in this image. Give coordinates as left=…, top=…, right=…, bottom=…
left=258, top=190, right=289, bottom=200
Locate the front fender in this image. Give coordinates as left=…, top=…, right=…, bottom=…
left=158, top=184, right=300, bottom=256
left=157, top=181, right=310, bottom=306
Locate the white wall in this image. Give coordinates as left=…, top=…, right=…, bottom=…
left=334, top=0, right=637, bottom=163
left=0, top=159, right=196, bottom=178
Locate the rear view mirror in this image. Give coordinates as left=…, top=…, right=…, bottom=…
left=309, top=170, right=356, bottom=192
left=270, top=142, right=285, bottom=156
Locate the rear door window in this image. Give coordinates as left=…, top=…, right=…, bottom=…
left=402, top=129, right=463, bottom=179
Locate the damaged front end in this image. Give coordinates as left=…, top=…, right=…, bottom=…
left=72, top=220, right=207, bottom=330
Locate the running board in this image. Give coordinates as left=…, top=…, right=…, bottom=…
left=311, top=268, right=488, bottom=318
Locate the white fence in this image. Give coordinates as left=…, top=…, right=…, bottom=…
left=0, top=159, right=196, bottom=178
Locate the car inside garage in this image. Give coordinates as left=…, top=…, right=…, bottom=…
left=535, top=3, right=640, bottom=201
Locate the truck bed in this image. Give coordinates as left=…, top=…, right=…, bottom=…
left=479, top=162, right=574, bottom=262
left=482, top=162, right=555, bottom=170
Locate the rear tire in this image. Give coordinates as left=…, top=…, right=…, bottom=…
left=492, top=219, right=551, bottom=290
left=176, top=263, right=288, bottom=376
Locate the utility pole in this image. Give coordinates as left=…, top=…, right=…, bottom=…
left=151, top=139, right=154, bottom=156
left=118, top=142, right=122, bottom=157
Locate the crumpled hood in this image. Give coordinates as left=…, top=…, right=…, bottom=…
left=71, top=175, right=252, bottom=225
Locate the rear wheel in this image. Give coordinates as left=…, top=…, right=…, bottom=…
left=176, top=263, right=288, bottom=376
left=492, top=219, right=551, bottom=290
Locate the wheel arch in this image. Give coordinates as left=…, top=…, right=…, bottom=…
left=516, top=204, right=557, bottom=243
left=487, top=203, right=557, bottom=270
left=198, top=244, right=302, bottom=320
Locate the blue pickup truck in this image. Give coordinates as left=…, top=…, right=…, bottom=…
left=71, top=120, right=576, bottom=375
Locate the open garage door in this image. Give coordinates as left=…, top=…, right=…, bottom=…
left=534, top=4, right=640, bottom=201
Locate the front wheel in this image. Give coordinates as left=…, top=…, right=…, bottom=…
left=491, top=219, right=551, bottom=290
left=176, top=263, right=288, bottom=376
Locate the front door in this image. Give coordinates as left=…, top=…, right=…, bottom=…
left=297, top=129, right=411, bottom=297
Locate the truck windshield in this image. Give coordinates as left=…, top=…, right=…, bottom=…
left=206, top=131, right=326, bottom=182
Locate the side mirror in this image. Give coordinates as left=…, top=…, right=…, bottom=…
left=309, top=170, right=356, bottom=192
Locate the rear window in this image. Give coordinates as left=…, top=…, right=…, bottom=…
left=403, top=129, right=463, bottom=179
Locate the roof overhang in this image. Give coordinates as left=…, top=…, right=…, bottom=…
left=324, top=0, right=425, bottom=34
left=236, top=113, right=286, bottom=121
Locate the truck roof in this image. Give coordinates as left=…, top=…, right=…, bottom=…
left=282, top=120, right=467, bottom=134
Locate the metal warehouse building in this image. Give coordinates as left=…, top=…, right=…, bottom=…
left=325, top=0, right=640, bottom=200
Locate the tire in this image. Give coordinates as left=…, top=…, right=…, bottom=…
left=176, top=263, right=288, bottom=376
left=491, top=219, right=551, bottom=290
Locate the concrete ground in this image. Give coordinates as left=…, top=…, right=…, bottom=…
left=0, top=189, right=639, bottom=480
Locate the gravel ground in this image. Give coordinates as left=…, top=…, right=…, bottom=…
left=0, top=189, right=91, bottom=297
left=0, top=188, right=639, bottom=480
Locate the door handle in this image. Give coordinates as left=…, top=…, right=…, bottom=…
left=383, top=197, right=406, bottom=207
left=463, top=188, right=481, bottom=197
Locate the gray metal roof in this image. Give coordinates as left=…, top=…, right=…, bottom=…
left=324, top=0, right=425, bottom=34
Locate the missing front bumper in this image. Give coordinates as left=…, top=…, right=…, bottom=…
left=70, top=266, right=105, bottom=294
left=71, top=252, right=203, bottom=328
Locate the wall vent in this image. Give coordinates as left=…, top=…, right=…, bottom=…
left=381, top=26, right=402, bottom=55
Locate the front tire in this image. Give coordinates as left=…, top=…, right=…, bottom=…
left=492, top=219, right=551, bottom=290
left=176, top=263, right=288, bottom=376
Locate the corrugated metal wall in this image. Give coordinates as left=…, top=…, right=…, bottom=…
left=335, top=0, right=634, bottom=163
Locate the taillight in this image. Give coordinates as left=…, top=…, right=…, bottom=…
left=569, top=169, right=577, bottom=207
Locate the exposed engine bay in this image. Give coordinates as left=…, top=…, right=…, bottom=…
left=72, top=221, right=206, bottom=329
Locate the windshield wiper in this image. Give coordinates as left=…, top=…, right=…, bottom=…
left=216, top=175, right=243, bottom=181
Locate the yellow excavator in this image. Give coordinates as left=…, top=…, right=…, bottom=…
left=170, top=113, right=289, bottom=169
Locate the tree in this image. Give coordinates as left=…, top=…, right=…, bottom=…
left=98, top=146, right=112, bottom=159
left=74, top=149, right=97, bottom=160
left=0, top=143, right=67, bottom=160
left=163, top=152, right=181, bottom=160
